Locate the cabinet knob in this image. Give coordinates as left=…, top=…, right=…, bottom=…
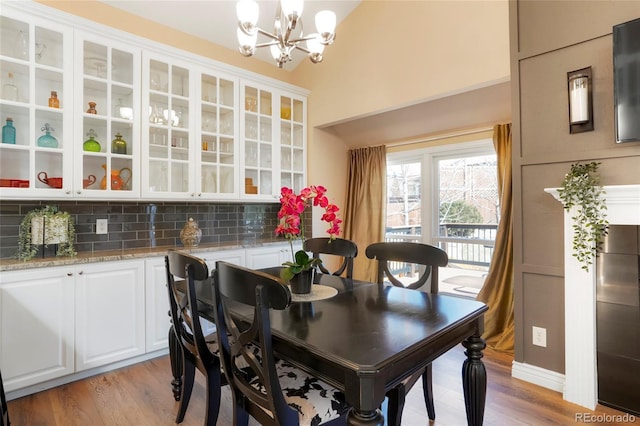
left=197, top=193, right=202, bottom=197
left=67, top=272, right=73, bottom=277
left=78, top=271, right=83, bottom=275
left=77, top=191, right=81, bottom=194
left=65, top=190, right=71, bottom=194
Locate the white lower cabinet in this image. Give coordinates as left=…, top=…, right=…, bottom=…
left=0, top=267, right=75, bottom=392
left=245, top=243, right=300, bottom=269
left=0, top=244, right=293, bottom=394
left=145, top=256, right=171, bottom=353
left=200, top=248, right=246, bottom=272
left=75, top=260, right=145, bottom=372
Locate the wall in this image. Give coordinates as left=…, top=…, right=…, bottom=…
left=36, top=0, right=287, bottom=84
left=510, top=1, right=640, bottom=372
left=0, top=200, right=287, bottom=259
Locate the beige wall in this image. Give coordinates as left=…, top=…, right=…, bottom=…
left=37, top=0, right=289, bottom=83
left=511, top=1, right=640, bottom=372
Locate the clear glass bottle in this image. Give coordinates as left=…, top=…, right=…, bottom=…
left=2, top=72, right=18, bottom=102
left=14, top=30, right=28, bottom=60
left=37, top=123, right=58, bottom=148
left=2, top=117, right=16, bottom=144
left=48, top=91, right=59, bottom=108
left=111, top=132, right=127, bottom=154
left=83, top=129, right=101, bottom=152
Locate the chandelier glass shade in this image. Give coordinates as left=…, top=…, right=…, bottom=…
left=236, top=0, right=337, bottom=68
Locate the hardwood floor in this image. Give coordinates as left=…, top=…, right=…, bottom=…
left=6, top=346, right=639, bottom=425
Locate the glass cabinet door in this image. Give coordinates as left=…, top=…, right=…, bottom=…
left=241, top=83, right=274, bottom=198
left=0, top=10, right=73, bottom=196
left=199, top=71, right=238, bottom=198
left=75, top=33, right=140, bottom=198
left=142, top=54, right=193, bottom=198
left=279, top=95, right=306, bottom=192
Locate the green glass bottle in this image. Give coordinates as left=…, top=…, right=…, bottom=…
left=37, top=123, right=58, bottom=148
left=83, top=129, right=101, bottom=152
left=2, top=117, right=16, bottom=144
left=111, top=132, right=127, bottom=154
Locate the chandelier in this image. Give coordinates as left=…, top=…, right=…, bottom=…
left=236, top=0, right=337, bottom=68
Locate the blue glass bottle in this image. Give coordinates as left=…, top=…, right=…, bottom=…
left=37, top=123, right=58, bottom=148
left=2, top=117, right=16, bottom=144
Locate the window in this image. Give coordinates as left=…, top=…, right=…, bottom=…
left=386, top=139, right=498, bottom=297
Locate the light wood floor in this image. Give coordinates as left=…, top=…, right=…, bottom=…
left=6, top=346, right=639, bottom=425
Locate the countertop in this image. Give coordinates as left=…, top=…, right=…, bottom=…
left=0, top=240, right=288, bottom=272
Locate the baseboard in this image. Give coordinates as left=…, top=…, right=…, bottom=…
left=511, top=361, right=565, bottom=393
left=6, top=349, right=169, bottom=401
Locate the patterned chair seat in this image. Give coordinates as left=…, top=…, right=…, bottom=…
left=246, top=358, right=349, bottom=426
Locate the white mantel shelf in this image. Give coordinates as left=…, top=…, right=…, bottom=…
left=544, top=184, right=640, bottom=410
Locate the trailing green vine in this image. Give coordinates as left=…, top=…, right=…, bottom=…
left=557, top=162, right=608, bottom=271
left=16, top=206, right=77, bottom=261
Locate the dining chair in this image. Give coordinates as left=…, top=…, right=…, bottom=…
left=165, top=250, right=225, bottom=426
left=365, top=241, right=448, bottom=423
left=212, top=261, right=351, bottom=425
left=303, top=237, right=358, bottom=278
left=1, top=367, right=9, bottom=426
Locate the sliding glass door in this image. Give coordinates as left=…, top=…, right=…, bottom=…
left=386, top=139, right=498, bottom=297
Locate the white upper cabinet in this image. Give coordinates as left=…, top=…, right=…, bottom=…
left=278, top=93, right=306, bottom=194
left=140, top=52, right=241, bottom=200
left=141, top=52, right=194, bottom=199
left=240, top=81, right=307, bottom=200
left=0, top=2, right=307, bottom=202
left=0, top=9, right=74, bottom=198
left=196, top=68, right=240, bottom=199
left=74, top=31, right=141, bottom=198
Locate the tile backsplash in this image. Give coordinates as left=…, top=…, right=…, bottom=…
left=0, top=200, right=310, bottom=259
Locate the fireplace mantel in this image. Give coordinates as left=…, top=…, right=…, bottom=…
left=545, top=184, right=640, bottom=409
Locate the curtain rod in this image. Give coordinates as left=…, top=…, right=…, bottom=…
left=386, top=126, right=494, bottom=148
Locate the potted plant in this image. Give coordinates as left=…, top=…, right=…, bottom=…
left=16, top=205, right=76, bottom=261
left=557, top=162, right=609, bottom=271
left=275, top=185, right=342, bottom=293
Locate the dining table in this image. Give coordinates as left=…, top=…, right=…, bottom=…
left=170, top=270, right=488, bottom=426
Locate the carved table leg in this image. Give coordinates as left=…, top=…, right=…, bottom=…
left=169, top=324, right=183, bottom=401
left=347, top=408, right=384, bottom=426
left=462, top=334, right=487, bottom=426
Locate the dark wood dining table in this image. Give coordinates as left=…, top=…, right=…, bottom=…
left=171, top=271, right=488, bottom=426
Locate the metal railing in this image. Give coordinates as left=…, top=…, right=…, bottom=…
left=385, top=224, right=497, bottom=274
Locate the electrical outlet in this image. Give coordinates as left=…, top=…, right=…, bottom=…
left=96, top=219, right=108, bottom=235
left=532, top=326, right=547, bottom=347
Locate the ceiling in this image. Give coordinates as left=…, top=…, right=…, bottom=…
left=100, top=0, right=361, bottom=71
left=323, top=81, right=512, bottom=148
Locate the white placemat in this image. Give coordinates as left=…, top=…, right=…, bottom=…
left=289, top=285, right=338, bottom=302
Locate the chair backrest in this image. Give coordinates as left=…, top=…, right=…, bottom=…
left=213, top=261, right=297, bottom=425
left=365, top=242, right=448, bottom=292
left=165, top=249, right=216, bottom=366
left=303, top=237, right=358, bottom=278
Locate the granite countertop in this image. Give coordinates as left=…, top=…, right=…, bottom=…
left=0, top=240, right=287, bottom=272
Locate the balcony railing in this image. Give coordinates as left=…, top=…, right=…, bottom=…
left=385, top=224, right=497, bottom=274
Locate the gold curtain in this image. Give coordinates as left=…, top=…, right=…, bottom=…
left=476, top=123, right=514, bottom=353
left=344, top=145, right=386, bottom=282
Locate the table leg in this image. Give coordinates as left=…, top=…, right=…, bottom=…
left=169, top=325, right=183, bottom=401
left=462, top=334, right=487, bottom=426
left=346, top=408, right=384, bottom=426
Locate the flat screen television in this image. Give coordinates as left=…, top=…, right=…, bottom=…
left=613, top=17, right=640, bottom=143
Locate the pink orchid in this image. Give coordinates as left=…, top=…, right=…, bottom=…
left=275, top=186, right=342, bottom=244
